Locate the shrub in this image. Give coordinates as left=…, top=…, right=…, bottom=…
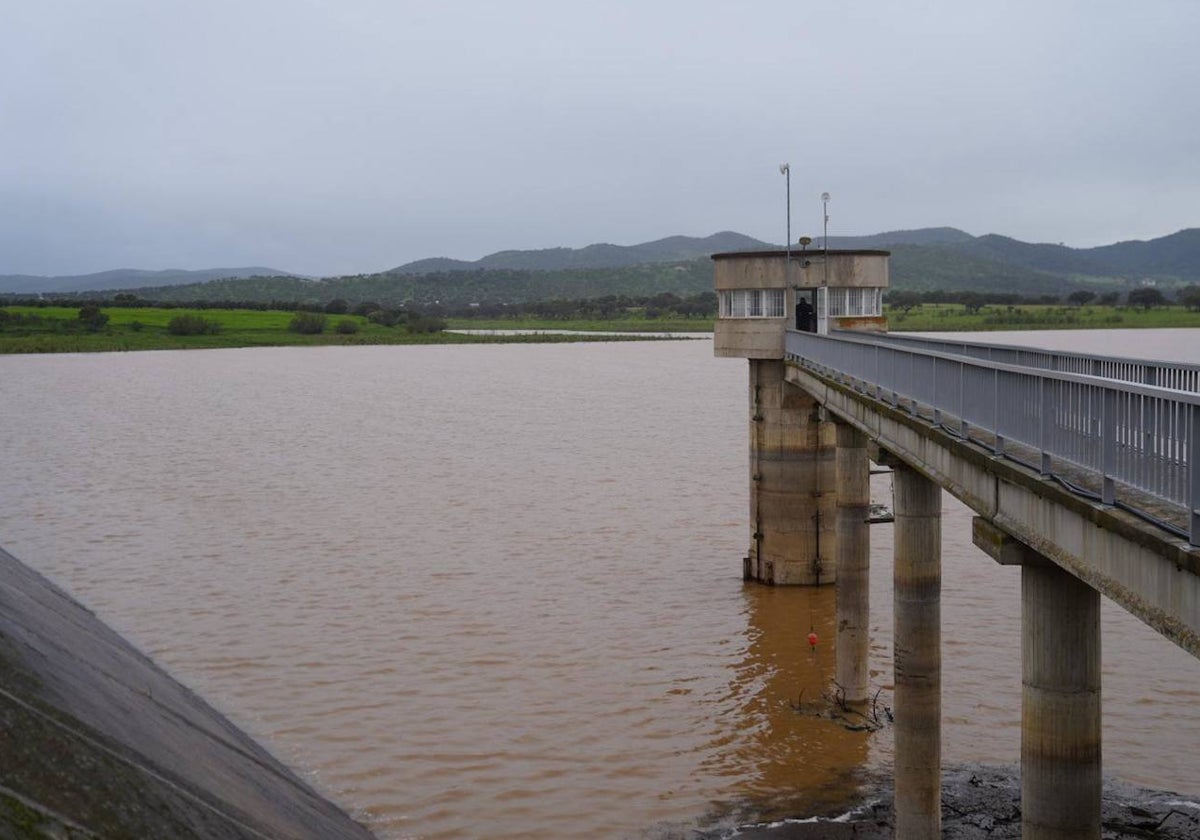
left=167, top=314, right=221, bottom=335
left=288, top=312, right=327, bottom=334
left=405, top=314, right=447, bottom=334
left=368, top=309, right=401, bottom=327
left=335, top=318, right=360, bottom=334
left=77, top=305, right=109, bottom=331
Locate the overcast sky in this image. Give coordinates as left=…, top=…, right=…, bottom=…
left=2, top=1, right=1197, bottom=277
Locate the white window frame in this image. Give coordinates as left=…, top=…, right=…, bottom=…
left=718, top=289, right=786, bottom=319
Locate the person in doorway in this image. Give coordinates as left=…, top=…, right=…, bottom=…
left=795, top=296, right=815, bottom=332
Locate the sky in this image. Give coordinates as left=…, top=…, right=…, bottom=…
left=1, top=1, right=1197, bottom=277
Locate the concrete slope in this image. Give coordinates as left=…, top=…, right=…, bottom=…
left=0, top=546, right=377, bottom=839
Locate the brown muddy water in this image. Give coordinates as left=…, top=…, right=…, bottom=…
left=1, top=332, right=1198, bottom=838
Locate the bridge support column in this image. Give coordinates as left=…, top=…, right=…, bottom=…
left=893, top=464, right=941, bottom=839
left=835, top=422, right=870, bottom=706
left=746, top=359, right=836, bottom=585
left=1022, top=561, right=1101, bottom=839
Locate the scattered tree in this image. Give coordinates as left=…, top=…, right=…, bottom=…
left=77, top=305, right=109, bottom=331
left=1127, top=287, right=1166, bottom=309
left=1067, top=290, right=1096, bottom=306
left=885, top=290, right=921, bottom=313
left=1177, top=284, right=1200, bottom=312
left=959, top=292, right=986, bottom=314
left=324, top=298, right=349, bottom=314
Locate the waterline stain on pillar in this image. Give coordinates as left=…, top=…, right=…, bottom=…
left=835, top=422, right=870, bottom=706
left=892, top=465, right=942, bottom=839
left=747, top=359, right=837, bottom=586
left=1022, top=560, right=1102, bottom=839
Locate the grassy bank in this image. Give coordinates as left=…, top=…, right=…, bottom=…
left=0, top=306, right=684, bottom=354
left=886, top=303, right=1200, bottom=331
left=5, top=303, right=1198, bottom=354
left=449, top=304, right=1200, bottom=333
left=445, top=315, right=713, bottom=332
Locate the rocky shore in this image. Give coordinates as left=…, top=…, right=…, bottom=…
left=694, top=766, right=1200, bottom=839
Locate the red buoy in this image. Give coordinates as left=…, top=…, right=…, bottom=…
left=807, top=631, right=819, bottom=649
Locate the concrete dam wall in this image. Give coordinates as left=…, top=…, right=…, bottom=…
left=0, top=545, right=376, bottom=839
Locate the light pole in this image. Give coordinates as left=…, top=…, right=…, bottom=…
left=820, top=191, right=831, bottom=334
left=821, top=191, right=830, bottom=285
left=780, top=163, right=791, bottom=269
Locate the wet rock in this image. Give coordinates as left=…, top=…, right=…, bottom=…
left=691, top=764, right=1200, bottom=839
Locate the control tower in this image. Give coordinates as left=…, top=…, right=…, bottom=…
left=713, top=249, right=890, bottom=584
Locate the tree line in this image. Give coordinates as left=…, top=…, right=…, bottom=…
left=4, top=284, right=1198, bottom=322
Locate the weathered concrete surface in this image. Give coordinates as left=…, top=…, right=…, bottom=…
left=1022, top=561, right=1102, bottom=838
left=834, top=422, right=870, bottom=705
left=692, top=765, right=1200, bottom=839
left=746, top=360, right=836, bottom=585
left=892, top=466, right=942, bottom=839
left=0, top=545, right=376, bottom=839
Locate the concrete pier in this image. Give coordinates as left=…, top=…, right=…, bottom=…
left=1022, top=560, right=1102, bottom=839
left=746, top=358, right=836, bottom=585
left=892, top=465, right=942, bottom=839
left=834, top=422, right=870, bottom=705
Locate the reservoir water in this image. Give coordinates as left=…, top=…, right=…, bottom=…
left=1, top=329, right=1198, bottom=838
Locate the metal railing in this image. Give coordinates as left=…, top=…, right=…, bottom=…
left=868, top=332, right=1200, bottom=392
left=785, top=330, right=1200, bottom=546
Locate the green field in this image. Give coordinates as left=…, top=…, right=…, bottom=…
left=885, top=303, right=1200, bottom=331
left=444, top=315, right=713, bottom=332
left=4, top=303, right=1198, bottom=355
left=452, top=304, right=1200, bottom=334
left=0, top=306, right=682, bottom=354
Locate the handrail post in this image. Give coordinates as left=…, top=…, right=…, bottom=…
left=878, top=345, right=888, bottom=400
left=960, top=361, right=969, bottom=439
left=993, top=369, right=1005, bottom=456
left=1190, top=403, right=1199, bottom=547
left=932, top=358, right=941, bottom=425
left=1039, top=376, right=1052, bottom=476
left=1102, top=388, right=1117, bottom=505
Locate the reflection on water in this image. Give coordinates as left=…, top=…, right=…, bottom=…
left=0, top=335, right=1197, bottom=838
left=715, top=585, right=870, bottom=819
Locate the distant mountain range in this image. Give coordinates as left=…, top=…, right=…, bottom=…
left=2, top=228, right=1197, bottom=302
left=0, top=266, right=300, bottom=295
left=389, top=231, right=768, bottom=273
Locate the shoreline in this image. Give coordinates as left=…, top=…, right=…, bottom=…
left=686, top=765, right=1200, bottom=839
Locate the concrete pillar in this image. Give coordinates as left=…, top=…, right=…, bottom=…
left=746, top=359, right=836, bottom=585
left=835, top=422, right=870, bottom=706
left=1022, top=562, right=1101, bottom=839
left=893, top=465, right=941, bottom=839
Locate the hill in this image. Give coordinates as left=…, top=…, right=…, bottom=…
left=0, top=266, right=301, bottom=295
left=4, top=227, right=1196, bottom=305
left=390, top=231, right=768, bottom=273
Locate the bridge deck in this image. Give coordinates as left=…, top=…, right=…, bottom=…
left=783, top=329, right=1200, bottom=657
